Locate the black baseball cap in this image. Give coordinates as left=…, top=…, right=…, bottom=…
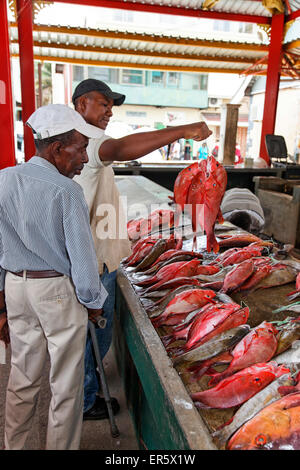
left=72, top=78, right=126, bottom=106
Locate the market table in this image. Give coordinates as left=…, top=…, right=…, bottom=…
left=113, top=175, right=299, bottom=450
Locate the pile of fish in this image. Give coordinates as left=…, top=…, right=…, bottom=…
left=122, top=160, right=300, bottom=450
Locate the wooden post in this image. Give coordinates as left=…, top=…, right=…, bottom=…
left=0, top=0, right=16, bottom=168
left=219, top=104, right=240, bottom=166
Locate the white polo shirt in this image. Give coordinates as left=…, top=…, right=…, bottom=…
left=74, top=135, right=131, bottom=274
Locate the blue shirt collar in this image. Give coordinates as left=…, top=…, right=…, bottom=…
left=28, top=156, right=60, bottom=174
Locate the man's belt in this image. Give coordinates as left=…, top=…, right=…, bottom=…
left=11, top=270, right=64, bottom=279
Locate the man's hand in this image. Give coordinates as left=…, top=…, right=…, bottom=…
left=0, top=290, right=9, bottom=347
left=86, top=307, right=104, bottom=324
left=183, top=122, right=212, bottom=141
left=0, top=313, right=9, bottom=347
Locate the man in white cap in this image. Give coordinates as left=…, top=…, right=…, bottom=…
left=0, top=104, right=108, bottom=450
left=72, top=79, right=212, bottom=420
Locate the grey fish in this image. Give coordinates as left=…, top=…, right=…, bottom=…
left=212, top=373, right=294, bottom=449
left=255, top=266, right=296, bottom=290
left=172, top=324, right=250, bottom=366
left=132, top=239, right=167, bottom=272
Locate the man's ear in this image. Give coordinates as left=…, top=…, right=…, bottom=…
left=51, top=140, right=63, bottom=159
left=75, top=95, right=86, bottom=114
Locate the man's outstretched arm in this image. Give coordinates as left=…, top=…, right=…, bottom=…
left=99, top=121, right=212, bottom=162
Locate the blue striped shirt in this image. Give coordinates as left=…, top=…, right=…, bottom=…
left=0, top=156, right=107, bottom=309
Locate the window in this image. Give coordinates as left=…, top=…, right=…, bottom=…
left=166, top=72, right=179, bottom=87
left=88, top=67, right=110, bottom=82
left=151, top=71, right=164, bottom=86
left=121, top=69, right=144, bottom=85
left=238, top=23, right=254, bottom=34
left=73, top=65, right=84, bottom=82
left=213, top=20, right=230, bottom=32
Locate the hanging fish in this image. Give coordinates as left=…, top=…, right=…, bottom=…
left=186, top=156, right=227, bottom=253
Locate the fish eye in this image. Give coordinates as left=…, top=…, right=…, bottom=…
left=255, top=434, right=267, bottom=446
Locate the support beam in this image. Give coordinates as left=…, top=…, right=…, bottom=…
left=52, top=0, right=272, bottom=25
left=259, top=13, right=285, bottom=165
left=17, top=0, right=36, bottom=161
left=0, top=0, right=16, bottom=169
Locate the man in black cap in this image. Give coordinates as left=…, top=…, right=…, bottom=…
left=72, top=78, right=212, bottom=421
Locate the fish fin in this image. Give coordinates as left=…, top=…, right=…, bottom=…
left=278, top=385, right=299, bottom=396
left=206, top=231, right=220, bottom=254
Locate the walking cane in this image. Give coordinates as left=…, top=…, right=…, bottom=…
left=88, top=319, right=120, bottom=438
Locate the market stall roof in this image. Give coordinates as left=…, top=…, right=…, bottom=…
left=7, top=4, right=300, bottom=77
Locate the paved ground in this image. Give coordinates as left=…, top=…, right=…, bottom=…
left=0, top=344, right=139, bottom=450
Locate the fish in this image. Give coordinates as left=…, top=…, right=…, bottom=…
left=123, top=237, right=156, bottom=266
left=137, top=253, right=201, bottom=276
left=146, top=284, right=203, bottom=319
left=274, top=318, right=300, bottom=356
left=208, top=321, right=279, bottom=386
left=213, top=373, right=294, bottom=449
left=191, top=362, right=290, bottom=410
left=173, top=162, right=202, bottom=213
left=127, top=209, right=175, bottom=241
left=131, top=238, right=168, bottom=271
left=221, top=259, right=255, bottom=294
left=226, top=391, right=300, bottom=450
left=172, top=325, right=251, bottom=366
left=287, top=272, right=300, bottom=301
left=217, top=233, right=273, bottom=248
left=174, top=304, right=249, bottom=356
left=237, top=263, right=272, bottom=292
left=254, top=264, right=297, bottom=290
left=151, top=289, right=216, bottom=328
left=151, top=249, right=203, bottom=267
left=221, top=243, right=269, bottom=267
left=136, top=259, right=217, bottom=292
left=186, top=156, right=227, bottom=253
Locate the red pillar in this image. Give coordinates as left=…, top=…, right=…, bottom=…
left=259, top=13, right=285, bottom=165
left=17, top=0, right=36, bottom=161
left=0, top=0, right=16, bottom=169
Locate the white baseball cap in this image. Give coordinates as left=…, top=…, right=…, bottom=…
left=26, top=104, right=102, bottom=140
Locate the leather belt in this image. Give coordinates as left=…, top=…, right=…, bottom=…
left=11, top=270, right=64, bottom=279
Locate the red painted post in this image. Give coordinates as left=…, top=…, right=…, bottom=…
left=17, top=0, right=36, bottom=161
left=259, top=13, right=285, bottom=164
left=0, top=0, right=16, bottom=169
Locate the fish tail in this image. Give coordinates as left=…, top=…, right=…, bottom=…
left=161, top=334, right=176, bottom=348
left=206, top=231, right=220, bottom=254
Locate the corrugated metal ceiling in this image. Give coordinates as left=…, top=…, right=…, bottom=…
left=8, top=0, right=300, bottom=77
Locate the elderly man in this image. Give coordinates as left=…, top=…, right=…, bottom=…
left=0, top=104, right=108, bottom=450
left=72, top=78, right=212, bottom=420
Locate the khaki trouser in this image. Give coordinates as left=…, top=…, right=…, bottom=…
left=4, top=272, right=88, bottom=450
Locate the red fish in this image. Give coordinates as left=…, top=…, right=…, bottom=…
left=221, top=243, right=269, bottom=267
left=151, top=289, right=216, bottom=328
left=287, top=272, right=300, bottom=301
left=221, top=259, right=255, bottom=294
left=173, top=162, right=202, bottom=213
left=186, top=157, right=227, bottom=253
left=227, top=391, right=300, bottom=450
left=208, top=321, right=279, bottom=386
left=127, top=209, right=175, bottom=241
left=151, top=249, right=203, bottom=267
left=218, top=233, right=273, bottom=248
left=237, top=263, right=272, bottom=292
left=136, top=259, right=209, bottom=292
left=191, top=362, right=290, bottom=409
left=174, top=304, right=249, bottom=356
